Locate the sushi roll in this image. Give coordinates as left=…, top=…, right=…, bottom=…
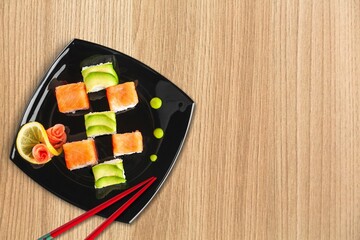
left=106, top=82, right=139, bottom=112
left=84, top=111, right=117, bottom=137
left=92, top=158, right=126, bottom=189
left=81, top=62, right=119, bottom=93
left=112, top=130, right=143, bottom=156
left=55, top=82, right=90, bottom=113
left=63, top=139, right=98, bottom=170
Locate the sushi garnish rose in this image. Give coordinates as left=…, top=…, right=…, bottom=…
left=32, top=144, right=53, bottom=163
left=46, top=124, right=67, bottom=149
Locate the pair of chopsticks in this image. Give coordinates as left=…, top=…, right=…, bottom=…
left=38, top=176, right=156, bottom=240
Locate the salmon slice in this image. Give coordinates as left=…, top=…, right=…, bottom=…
left=55, top=82, right=90, bottom=113
left=112, top=131, right=143, bottom=156
left=63, top=139, right=98, bottom=170
left=106, top=82, right=139, bottom=112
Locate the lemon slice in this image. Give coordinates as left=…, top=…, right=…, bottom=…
left=16, top=122, right=62, bottom=164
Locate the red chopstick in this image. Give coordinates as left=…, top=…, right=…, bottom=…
left=85, top=177, right=156, bottom=239
left=38, top=176, right=156, bottom=240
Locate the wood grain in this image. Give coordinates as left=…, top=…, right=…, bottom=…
left=1, top=0, right=360, bottom=239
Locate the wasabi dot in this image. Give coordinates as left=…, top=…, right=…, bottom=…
left=150, top=154, right=158, bottom=162
left=153, top=128, right=164, bottom=139
left=150, top=97, right=162, bottom=109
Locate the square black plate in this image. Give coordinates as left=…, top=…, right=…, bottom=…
left=10, top=39, right=194, bottom=223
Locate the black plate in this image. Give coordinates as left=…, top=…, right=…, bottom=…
left=9, top=39, right=194, bottom=223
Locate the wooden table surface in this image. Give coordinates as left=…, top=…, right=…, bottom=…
left=1, top=0, right=360, bottom=239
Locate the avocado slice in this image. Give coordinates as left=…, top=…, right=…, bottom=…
left=95, top=176, right=126, bottom=189
left=92, top=159, right=126, bottom=189
left=81, top=62, right=119, bottom=80
left=84, top=112, right=116, bottom=128
left=103, top=158, right=124, bottom=171
left=85, top=115, right=116, bottom=128
left=84, top=112, right=116, bottom=137
left=84, top=111, right=116, bottom=121
left=92, top=164, right=125, bottom=181
left=84, top=72, right=118, bottom=93
left=86, top=125, right=116, bottom=137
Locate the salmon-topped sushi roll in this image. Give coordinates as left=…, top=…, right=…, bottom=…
left=63, top=139, right=98, bottom=170
left=112, top=131, right=143, bottom=156
left=106, top=82, right=139, bottom=112
left=55, top=82, right=90, bottom=113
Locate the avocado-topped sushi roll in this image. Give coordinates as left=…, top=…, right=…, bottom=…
left=63, top=139, right=98, bottom=170
left=92, top=158, right=126, bottom=189
left=81, top=62, right=119, bottom=93
left=106, top=82, right=139, bottom=112
left=84, top=111, right=117, bottom=137
left=112, top=130, right=143, bottom=156
left=55, top=82, right=90, bottom=113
